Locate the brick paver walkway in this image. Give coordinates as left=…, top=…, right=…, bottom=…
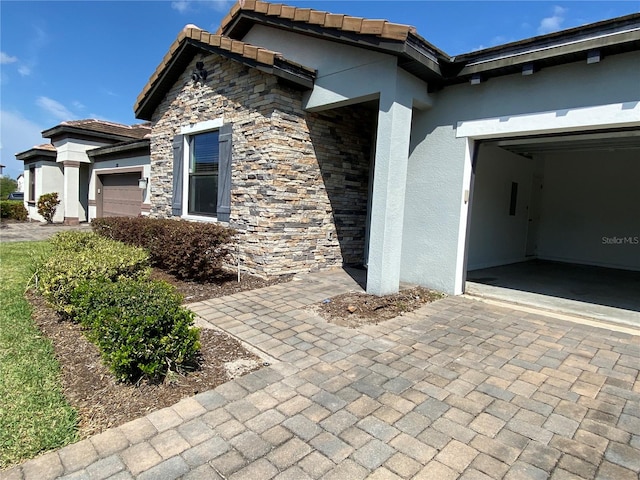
left=4, top=269, right=639, bottom=479
left=0, top=222, right=91, bottom=243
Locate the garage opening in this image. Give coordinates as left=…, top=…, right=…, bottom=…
left=98, top=172, right=143, bottom=217
left=465, top=130, right=640, bottom=326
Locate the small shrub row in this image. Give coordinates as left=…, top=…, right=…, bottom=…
left=36, top=231, right=200, bottom=382
left=91, top=217, right=236, bottom=281
left=0, top=200, right=27, bottom=221
left=38, top=231, right=150, bottom=316
left=71, top=279, right=200, bottom=382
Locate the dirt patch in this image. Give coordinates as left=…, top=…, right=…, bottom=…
left=26, top=269, right=290, bottom=439
left=313, top=286, right=445, bottom=328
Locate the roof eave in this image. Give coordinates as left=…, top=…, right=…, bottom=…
left=448, top=27, right=640, bottom=86
left=134, top=38, right=316, bottom=121
left=16, top=148, right=57, bottom=161
left=87, top=139, right=150, bottom=159
left=42, top=125, right=141, bottom=143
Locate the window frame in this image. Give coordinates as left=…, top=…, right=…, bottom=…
left=28, top=166, right=36, bottom=202
left=179, top=119, right=224, bottom=222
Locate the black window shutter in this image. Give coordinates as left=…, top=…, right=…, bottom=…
left=171, top=134, right=184, bottom=216
left=217, top=124, right=232, bottom=222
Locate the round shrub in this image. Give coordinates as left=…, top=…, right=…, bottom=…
left=37, top=192, right=60, bottom=224
left=71, top=279, right=201, bottom=382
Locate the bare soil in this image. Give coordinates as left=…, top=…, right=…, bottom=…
left=313, top=286, right=445, bottom=328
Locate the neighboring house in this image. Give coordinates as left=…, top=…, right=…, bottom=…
left=16, top=173, right=24, bottom=193
left=16, top=120, right=151, bottom=224
left=0, top=164, right=4, bottom=175
left=133, top=1, right=640, bottom=295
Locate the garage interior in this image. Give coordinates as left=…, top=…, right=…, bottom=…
left=465, top=130, right=640, bottom=327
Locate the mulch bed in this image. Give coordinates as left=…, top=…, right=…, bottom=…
left=27, top=265, right=442, bottom=439
left=26, top=269, right=291, bottom=439
left=150, top=269, right=292, bottom=303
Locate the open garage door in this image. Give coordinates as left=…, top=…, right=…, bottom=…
left=99, top=173, right=142, bottom=217
left=465, top=129, right=640, bottom=325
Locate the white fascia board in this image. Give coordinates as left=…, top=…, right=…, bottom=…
left=464, top=28, right=639, bottom=68
left=456, top=101, right=640, bottom=139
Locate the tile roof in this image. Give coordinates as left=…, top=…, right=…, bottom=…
left=34, top=143, right=57, bottom=151
left=88, top=138, right=150, bottom=159
left=217, top=0, right=416, bottom=42
left=134, top=24, right=315, bottom=119
left=56, top=119, right=151, bottom=139
left=134, top=2, right=640, bottom=119
left=15, top=143, right=58, bottom=160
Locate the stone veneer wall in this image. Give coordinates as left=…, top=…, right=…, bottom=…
left=150, top=53, right=374, bottom=277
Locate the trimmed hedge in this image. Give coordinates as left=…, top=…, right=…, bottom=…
left=37, top=231, right=150, bottom=316
left=0, top=200, right=28, bottom=221
left=91, top=217, right=236, bottom=281
left=71, top=279, right=200, bottom=382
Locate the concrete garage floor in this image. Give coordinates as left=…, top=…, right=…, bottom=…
left=466, top=260, right=640, bottom=328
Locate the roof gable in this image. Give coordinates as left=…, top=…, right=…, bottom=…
left=218, top=1, right=446, bottom=83
left=134, top=25, right=316, bottom=120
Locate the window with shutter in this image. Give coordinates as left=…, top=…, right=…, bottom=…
left=188, top=131, right=219, bottom=216
left=172, top=121, right=232, bottom=221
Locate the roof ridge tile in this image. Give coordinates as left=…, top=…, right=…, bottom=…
left=219, top=0, right=413, bottom=41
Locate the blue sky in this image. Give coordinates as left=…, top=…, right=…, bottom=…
left=1, top=1, right=638, bottom=179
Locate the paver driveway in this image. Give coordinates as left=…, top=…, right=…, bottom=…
left=4, top=270, right=639, bottom=479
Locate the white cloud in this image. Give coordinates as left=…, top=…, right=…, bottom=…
left=171, top=1, right=190, bottom=13
left=0, top=52, right=17, bottom=64
left=538, top=6, right=567, bottom=35
left=101, top=88, right=119, bottom=97
left=72, top=100, right=86, bottom=110
left=0, top=110, right=45, bottom=180
left=36, top=96, right=75, bottom=121
left=18, top=65, right=31, bottom=76
left=205, top=0, right=234, bottom=13
left=88, top=112, right=110, bottom=121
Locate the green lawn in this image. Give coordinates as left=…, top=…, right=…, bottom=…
left=0, top=241, right=77, bottom=468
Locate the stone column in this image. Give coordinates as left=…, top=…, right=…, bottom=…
left=366, top=93, right=413, bottom=295
left=63, top=161, right=80, bottom=225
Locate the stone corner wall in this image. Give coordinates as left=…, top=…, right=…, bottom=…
left=149, top=53, right=374, bottom=278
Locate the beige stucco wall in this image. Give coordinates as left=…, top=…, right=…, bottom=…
left=24, top=161, right=64, bottom=223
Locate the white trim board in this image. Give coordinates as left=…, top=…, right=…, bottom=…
left=456, top=102, right=640, bottom=140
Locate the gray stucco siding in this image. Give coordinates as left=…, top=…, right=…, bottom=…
left=400, top=51, right=640, bottom=295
